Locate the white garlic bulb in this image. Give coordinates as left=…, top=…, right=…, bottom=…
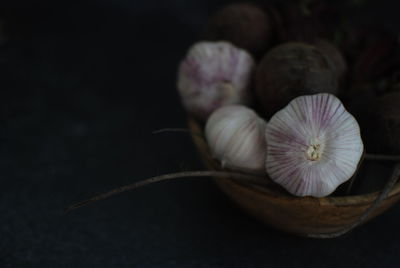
left=205, top=105, right=267, bottom=173
left=265, top=93, right=364, bottom=197
left=177, top=41, right=255, bottom=120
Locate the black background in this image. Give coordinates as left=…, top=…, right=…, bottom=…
left=1, top=1, right=400, bottom=267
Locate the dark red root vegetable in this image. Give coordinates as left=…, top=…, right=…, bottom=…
left=268, top=0, right=339, bottom=44
left=340, top=27, right=400, bottom=86
left=202, top=3, right=273, bottom=57
left=353, top=34, right=398, bottom=83
left=313, top=39, right=347, bottom=82
left=255, top=42, right=338, bottom=118
left=364, top=92, right=400, bottom=155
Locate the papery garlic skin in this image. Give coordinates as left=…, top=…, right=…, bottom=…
left=265, top=93, right=364, bottom=197
left=206, top=105, right=267, bottom=173
left=178, top=41, right=255, bottom=120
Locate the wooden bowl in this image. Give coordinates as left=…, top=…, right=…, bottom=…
left=188, top=117, right=400, bottom=237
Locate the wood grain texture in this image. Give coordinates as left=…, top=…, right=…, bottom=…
left=188, top=117, right=400, bottom=236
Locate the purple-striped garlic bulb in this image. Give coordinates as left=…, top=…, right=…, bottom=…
left=265, top=93, right=364, bottom=197
left=205, top=105, right=267, bottom=174
left=177, top=41, right=255, bottom=121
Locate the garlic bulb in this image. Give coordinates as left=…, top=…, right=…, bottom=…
left=265, top=93, right=364, bottom=197
left=177, top=41, right=255, bottom=121
left=205, top=105, right=267, bottom=173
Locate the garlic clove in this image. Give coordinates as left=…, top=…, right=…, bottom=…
left=265, top=93, right=364, bottom=197
left=178, top=41, right=255, bottom=121
left=205, top=105, right=267, bottom=174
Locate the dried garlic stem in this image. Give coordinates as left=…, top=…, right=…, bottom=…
left=346, top=155, right=365, bottom=195
left=65, top=171, right=270, bottom=214
left=307, top=163, right=400, bottom=239
left=365, top=154, right=400, bottom=161
left=152, top=128, right=204, bottom=138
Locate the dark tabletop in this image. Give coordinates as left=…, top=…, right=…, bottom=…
left=1, top=0, right=400, bottom=267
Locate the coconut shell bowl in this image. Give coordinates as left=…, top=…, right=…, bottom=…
left=188, top=118, right=400, bottom=238
left=176, top=1, right=400, bottom=239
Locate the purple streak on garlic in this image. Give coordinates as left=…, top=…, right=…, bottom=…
left=206, top=105, right=267, bottom=174
left=177, top=41, right=255, bottom=120
left=265, top=93, right=364, bottom=197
